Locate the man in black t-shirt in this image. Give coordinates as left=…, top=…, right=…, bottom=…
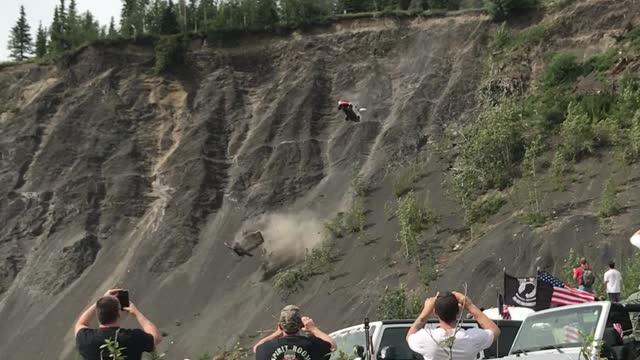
left=75, top=288, right=162, bottom=360
left=254, top=305, right=336, bottom=360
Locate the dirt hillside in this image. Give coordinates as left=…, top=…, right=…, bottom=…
left=1, top=1, right=640, bottom=359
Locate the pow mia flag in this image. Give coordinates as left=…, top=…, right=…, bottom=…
left=504, top=272, right=553, bottom=311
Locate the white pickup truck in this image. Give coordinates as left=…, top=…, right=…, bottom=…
left=501, top=301, right=640, bottom=360
left=329, top=319, right=523, bottom=360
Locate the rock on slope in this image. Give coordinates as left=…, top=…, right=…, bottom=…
left=0, top=1, right=639, bottom=358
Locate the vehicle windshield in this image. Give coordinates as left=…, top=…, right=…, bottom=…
left=510, top=305, right=602, bottom=354
left=330, top=326, right=375, bottom=360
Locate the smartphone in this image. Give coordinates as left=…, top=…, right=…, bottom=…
left=116, top=290, right=130, bottom=310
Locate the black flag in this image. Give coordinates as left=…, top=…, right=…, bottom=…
left=504, top=272, right=553, bottom=311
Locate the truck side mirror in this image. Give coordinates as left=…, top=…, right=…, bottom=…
left=377, top=346, right=396, bottom=360
left=353, top=345, right=365, bottom=358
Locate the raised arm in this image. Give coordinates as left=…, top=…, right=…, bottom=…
left=75, top=303, right=97, bottom=336
left=125, top=302, right=162, bottom=345
left=454, top=292, right=500, bottom=340
left=302, top=317, right=336, bottom=350
left=407, top=292, right=438, bottom=340
left=253, top=328, right=283, bottom=353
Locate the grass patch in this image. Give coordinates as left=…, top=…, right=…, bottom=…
left=525, top=212, right=546, bottom=227
left=583, top=50, right=617, bottom=74
left=392, top=161, right=427, bottom=198
left=273, top=240, right=336, bottom=295
left=598, top=178, right=620, bottom=217
left=466, top=193, right=506, bottom=224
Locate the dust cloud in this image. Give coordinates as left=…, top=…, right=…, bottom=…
left=236, top=211, right=325, bottom=264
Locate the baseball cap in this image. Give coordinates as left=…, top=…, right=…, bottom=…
left=280, top=305, right=303, bottom=334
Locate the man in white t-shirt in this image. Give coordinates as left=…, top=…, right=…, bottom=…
left=406, top=291, right=500, bottom=360
left=604, top=261, right=623, bottom=302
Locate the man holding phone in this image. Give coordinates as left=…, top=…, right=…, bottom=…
left=74, top=288, right=162, bottom=360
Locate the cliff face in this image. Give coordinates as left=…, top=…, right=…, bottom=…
left=1, top=1, right=640, bottom=359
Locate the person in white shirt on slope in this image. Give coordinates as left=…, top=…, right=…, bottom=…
left=604, top=261, right=623, bottom=303
left=406, top=291, right=500, bottom=360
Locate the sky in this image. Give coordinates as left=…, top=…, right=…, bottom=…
left=1, top=0, right=122, bottom=61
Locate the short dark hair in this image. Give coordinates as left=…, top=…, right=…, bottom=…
left=435, top=292, right=459, bottom=324
left=96, top=296, right=120, bottom=325
left=609, top=261, right=615, bottom=268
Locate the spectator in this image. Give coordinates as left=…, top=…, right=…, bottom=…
left=407, top=291, right=500, bottom=360
left=604, top=261, right=623, bottom=302
left=75, top=288, right=162, bottom=360
left=254, top=305, right=336, bottom=360
left=574, top=257, right=595, bottom=293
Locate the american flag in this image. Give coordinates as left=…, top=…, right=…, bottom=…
left=502, top=305, right=512, bottom=320
left=564, top=325, right=582, bottom=343
left=537, top=271, right=595, bottom=305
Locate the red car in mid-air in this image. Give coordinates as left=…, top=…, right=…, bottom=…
left=338, top=100, right=361, bottom=122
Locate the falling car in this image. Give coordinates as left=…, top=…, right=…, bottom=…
left=224, top=230, right=265, bottom=257
left=338, top=100, right=361, bottom=122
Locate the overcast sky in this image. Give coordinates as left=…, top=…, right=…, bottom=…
left=1, top=0, right=122, bottom=61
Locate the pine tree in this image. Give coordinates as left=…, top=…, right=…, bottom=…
left=80, top=12, right=100, bottom=44
left=35, top=22, right=48, bottom=58
left=146, top=0, right=168, bottom=34
left=108, top=16, right=118, bottom=37
left=8, top=5, right=33, bottom=61
left=66, top=0, right=80, bottom=47
left=198, top=0, right=217, bottom=31
left=187, top=0, right=199, bottom=32
left=254, top=0, right=278, bottom=30
left=178, top=0, right=188, bottom=32
left=120, top=0, right=137, bottom=36
left=159, top=0, right=180, bottom=34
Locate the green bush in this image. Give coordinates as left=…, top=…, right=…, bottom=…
left=396, top=191, right=438, bottom=259
left=486, top=0, right=538, bottom=22
left=550, top=150, right=568, bottom=190
left=558, top=103, right=596, bottom=160
left=623, top=252, right=640, bottom=298
left=543, top=52, right=583, bottom=88
left=429, top=0, right=461, bottom=10
left=525, top=212, right=546, bottom=227
left=325, top=214, right=345, bottom=238
left=154, top=35, right=185, bottom=74
left=344, top=196, right=366, bottom=233
left=273, top=241, right=335, bottom=294
left=451, top=101, right=525, bottom=206
left=582, top=50, right=617, bottom=73
left=273, top=268, right=308, bottom=293
left=624, top=111, right=640, bottom=163
left=396, top=192, right=422, bottom=259
left=598, top=178, right=619, bottom=217
left=392, top=161, right=427, bottom=198
left=511, top=23, right=549, bottom=48
left=466, top=193, right=506, bottom=224
left=377, top=285, right=423, bottom=320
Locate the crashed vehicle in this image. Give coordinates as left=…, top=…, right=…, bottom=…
left=502, top=301, right=640, bottom=360
left=224, top=231, right=264, bottom=257
left=338, top=100, right=362, bottom=122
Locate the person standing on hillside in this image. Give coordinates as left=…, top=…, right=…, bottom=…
left=574, top=257, right=595, bottom=293
left=253, top=305, right=336, bottom=360
left=74, top=288, right=162, bottom=360
left=407, top=291, right=500, bottom=360
left=604, top=261, right=623, bottom=302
